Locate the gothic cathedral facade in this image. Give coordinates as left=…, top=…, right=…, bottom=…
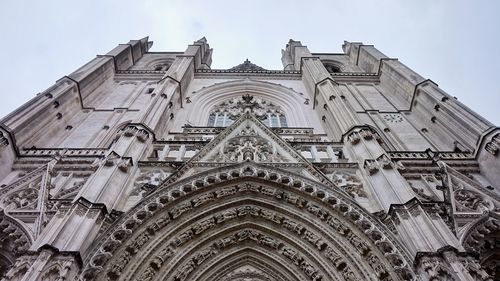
left=0, top=37, right=499, bottom=281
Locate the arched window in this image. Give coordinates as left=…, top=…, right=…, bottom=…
left=322, top=61, right=343, bottom=73
left=325, top=63, right=341, bottom=73
left=207, top=94, right=288, bottom=128
left=207, top=112, right=235, bottom=127
left=263, top=113, right=287, bottom=127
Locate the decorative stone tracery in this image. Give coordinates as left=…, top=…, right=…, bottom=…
left=209, top=126, right=285, bottom=163
left=80, top=163, right=416, bottom=281
left=207, top=94, right=287, bottom=127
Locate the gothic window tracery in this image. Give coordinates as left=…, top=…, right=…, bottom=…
left=207, top=95, right=288, bottom=128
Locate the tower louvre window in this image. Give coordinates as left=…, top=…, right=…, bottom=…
left=324, top=63, right=342, bottom=73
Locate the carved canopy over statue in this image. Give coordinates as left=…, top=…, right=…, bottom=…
left=79, top=162, right=416, bottom=281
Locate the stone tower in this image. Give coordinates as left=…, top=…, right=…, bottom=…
left=0, top=37, right=498, bottom=280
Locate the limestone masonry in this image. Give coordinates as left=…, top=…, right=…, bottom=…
left=0, top=37, right=498, bottom=280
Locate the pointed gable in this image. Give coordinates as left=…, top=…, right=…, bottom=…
left=163, top=113, right=334, bottom=186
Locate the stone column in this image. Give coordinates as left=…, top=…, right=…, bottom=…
left=140, top=38, right=211, bottom=135
left=30, top=125, right=152, bottom=258
left=284, top=40, right=358, bottom=141
left=345, top=128, right=414, bottom=210
left=290, top=39, right=478, bottom=275
left=344, top=127, right=467, bottom=264
left=10, top=38, right=213, bottom=281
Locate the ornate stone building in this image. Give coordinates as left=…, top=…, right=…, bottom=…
left=0, top=37, right=498, bottom=280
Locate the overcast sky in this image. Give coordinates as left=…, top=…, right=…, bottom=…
left=0, top=0, right=498, bottom=125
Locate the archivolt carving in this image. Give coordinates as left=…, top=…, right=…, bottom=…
left=219, top=266, right=273, bottom=281
left=198, top=249, right=298, bottom=281
left=80, top=163, right=416, bottom=280
left=210, top=253, right=291, bottom=281
left=177, top=226, right=328, bottom=281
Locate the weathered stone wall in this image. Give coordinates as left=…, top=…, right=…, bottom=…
left=0, top=37, right=498, bottom=281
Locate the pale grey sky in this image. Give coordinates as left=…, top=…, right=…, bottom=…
left=0, top=0, right=498, bottom=125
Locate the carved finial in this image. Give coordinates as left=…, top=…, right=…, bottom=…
left=229, top=59, right=266, bottom=71
left=242, top=94, right=254, bottom=104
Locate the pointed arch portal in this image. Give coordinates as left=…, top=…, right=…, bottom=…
left=81, top=162, right=415, bottom=281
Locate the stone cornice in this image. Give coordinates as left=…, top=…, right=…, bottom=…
left=388, top=150, right=474, bottom=161
left=196, top=69, right=301, bottom=75
left=329, top=72, right=380, bottom=83
left=194, top=69, right=302, bottom=80
left=19, top=148, right=107, bottom=158
left=116, top=69, right=165, bottom=75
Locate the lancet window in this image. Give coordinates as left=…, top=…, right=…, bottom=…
left=207, top=94, right=288, bottom=128
left=207, top=112, right=235, bottom=127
